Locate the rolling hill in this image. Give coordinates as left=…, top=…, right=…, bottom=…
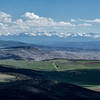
left=0, top=65, right=100, bottom=100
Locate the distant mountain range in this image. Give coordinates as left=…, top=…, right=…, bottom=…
left=0, top=32, right=100, bottom=45
left=0, top=32, right=100, bottom=60
left=0, top=40, right=100, bottom=60
left=0, top=33, right=100, bottom=51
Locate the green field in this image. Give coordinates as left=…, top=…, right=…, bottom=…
left=0, top=59, right=100, bottom=91
left=0, top=59, right=100, bottom=71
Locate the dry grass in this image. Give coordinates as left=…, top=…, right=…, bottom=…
left=0, top=73, right=15, bottom=82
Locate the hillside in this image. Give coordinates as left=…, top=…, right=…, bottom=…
left=0, top=65, right=100, bottom=100
left=1, top=59, right=100, bottom=90
left=0, top=46, right=100, bottom=60
left=0, top=40, right=100, bottom=60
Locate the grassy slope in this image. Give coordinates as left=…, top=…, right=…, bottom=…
left=0, top=65, right=100, bottom=100
left=0, top=59, right=100, bottom=91
left=0, top=73, right=15, bottom=82
left=0, top=60, right=56, bottom=71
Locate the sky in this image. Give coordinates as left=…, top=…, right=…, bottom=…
left=0, top=0, right=100, bottom=38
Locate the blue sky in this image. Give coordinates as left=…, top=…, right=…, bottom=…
left=0, top=0, right=100, bottom=38
left=0, top=0, right=100, bottom=20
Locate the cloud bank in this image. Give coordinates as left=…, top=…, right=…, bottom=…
left=0, top=10, right=100, bottom=38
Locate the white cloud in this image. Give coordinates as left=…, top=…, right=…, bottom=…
left=70, top=19, right=76, bottom=22
left=22, top=12, right=75, bottom=27
left=0, top=11, right=100, bottom=38
left=86, top=19, right=100, bottom=23
left=93, top=34, right=100, bottom=38
left=24, top=12, right=39, bottom=19
left=58, top=21, right=75, bottom=26
left=0, top=11, right=12, bottom=23
left=78, top=23, right=92, bottom=27
left=80, top=19, right=100, bottom=23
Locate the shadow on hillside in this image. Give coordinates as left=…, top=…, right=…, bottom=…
left=1, top=65, right=100, bottom=99
left=0, top=65, right=44, bottom=79
left=44, top=69, right=100, bottom=85
left=0, top=78, right=100, bottom=100
left=0, top=65, right=100, bottom=86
